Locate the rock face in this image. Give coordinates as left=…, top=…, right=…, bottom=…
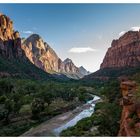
left=62, top=58, right=86, bottom=79
left=22, top=34, right=89, bottom=79
left=79, top=66, right=90, bottom=76
left=0, top=13, right=24, bottom=59
left=63, top=58, right=79, bottom=73
left=101, top=31, right=140, bottom=69
left=118, top=80, right=140, bottom=136
left=22, top=34, right=63, bottom=73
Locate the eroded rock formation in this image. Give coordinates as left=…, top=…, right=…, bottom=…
left=118, top=80, right=140, bottom=136
left=0, top=13, right=24, bottom=59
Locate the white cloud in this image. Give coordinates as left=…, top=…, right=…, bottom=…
left=22, top=30, right=33, bottom=34
left=69, top=47, right=97, bottom=53
left=130, top=26, right=140, bottom=31
left=119, top=26, right=140, bottom=37
left=119, top=31, right=126, bottom=37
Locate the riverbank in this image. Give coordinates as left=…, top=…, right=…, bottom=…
left=21, top=95, right=100, bottom=136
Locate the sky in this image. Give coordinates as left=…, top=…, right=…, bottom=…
left=1, top=4, right=140, bottom=72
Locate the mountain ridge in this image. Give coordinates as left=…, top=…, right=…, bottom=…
left=22, top=34, right=89, bottom=79
left=0, top=13, right=65, bottom=81
left=0, top=13, right=89, bottom=80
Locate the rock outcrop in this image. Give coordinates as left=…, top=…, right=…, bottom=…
left=118, top=80, right=140, bottom=136
left=22, top=34, right=89, bottom=79
left=101, top=31, right=140, bottom=69
left=0, top=13, right=24, bottom=59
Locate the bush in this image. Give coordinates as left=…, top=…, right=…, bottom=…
left=31, top=98, right=45, bottom=119
left=0, top=95, right=6, bottom=104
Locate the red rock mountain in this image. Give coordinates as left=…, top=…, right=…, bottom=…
left=0, top=13, right=24, bottom=59
left=101, top=31, right=140, bottom=69
left=22, top=34, right=89, bottom=79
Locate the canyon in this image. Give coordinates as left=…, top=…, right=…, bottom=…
left=1, top=12, right=140, bottom=137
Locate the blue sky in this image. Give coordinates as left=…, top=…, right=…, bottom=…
left=1, top=4, right=140, bottom=72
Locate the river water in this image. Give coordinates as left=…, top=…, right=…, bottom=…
left=53, top=95, right=100, bottom=136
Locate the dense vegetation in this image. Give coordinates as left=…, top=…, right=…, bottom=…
left=0, top=78, right=92, bottom=136
left=61, top=80, right=122, bottom=136
left=3, top=58, right=140, bottom=136
left=85, top=67, right=140, bottom=80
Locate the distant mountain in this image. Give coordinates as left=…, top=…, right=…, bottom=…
left=79, top=66, right=90, bottom=76
left=62, top=58, right=87, bottom=79
left=22, top=34, right=89, bottom=79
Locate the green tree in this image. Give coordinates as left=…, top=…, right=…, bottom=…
left=31, top=98, right=45, bottom=119
left=4, top=99, right=14, bottom=123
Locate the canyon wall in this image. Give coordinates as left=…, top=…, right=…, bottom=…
left=118, top=80, right=140, bottom=136
left=101, top=31, right=140, bottom=69
left=0, top=13, right=24, bottom=59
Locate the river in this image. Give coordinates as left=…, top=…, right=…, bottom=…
left=53, top=95, right=100, bottom=136
left=21, top=95, right=100, bottom=136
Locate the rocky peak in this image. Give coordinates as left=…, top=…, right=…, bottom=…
left=63, top=58, right=73, bottom=64
left=100, top=30, right=140, bottom=69
left=0, top=13, right=24, bottom=58
left=63, top=58, right=79, bottom=73
left=79, top=66, right=90, bottom=76
left=0, top=13, right=15, bottom=41
left=23, top=34, right=46, bottom=51
left=22, top=34, right=62, bottom=72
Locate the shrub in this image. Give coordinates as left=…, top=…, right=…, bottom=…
left=31, top=98, right=45, bottom=119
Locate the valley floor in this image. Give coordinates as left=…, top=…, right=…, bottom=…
left=21, top=97, right=100, bottom=136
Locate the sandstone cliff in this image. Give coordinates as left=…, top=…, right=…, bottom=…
left=118, top=80, right=140, bottom=136
left=0, top=13, right=24, bottom=59
left=22, top=34, right=63, bottom=73
left=101, top=31, right=140, bottom=69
